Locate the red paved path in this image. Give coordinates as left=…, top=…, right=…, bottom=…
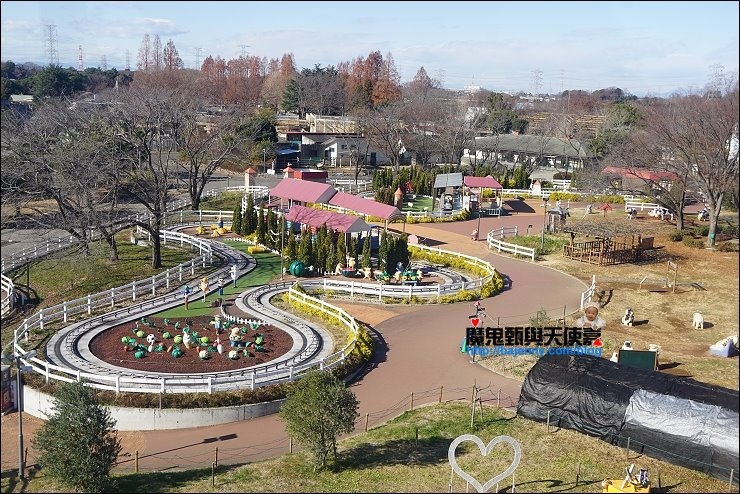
left=2, top=204, right=588, bottom=474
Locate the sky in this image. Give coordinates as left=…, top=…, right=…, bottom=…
left=1, top=1, right=738, bottom=97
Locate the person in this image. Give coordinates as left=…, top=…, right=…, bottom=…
left=183, top=285, right=191, bottom=310
left=471, top=229, right=478, bottom=241
left=472, top=300, right=485, bottom=318
left=576, top=301, right=606, bottom=330
left=218, top=276, right=224, bottom=296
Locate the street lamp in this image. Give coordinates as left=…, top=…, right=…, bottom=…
left=280, top=214, right=285, bottom=281
left=15, top=349, right=36, bottom=480
left=262, top=148, right=266, bottom=173
left=541, top=194, right=550, bottom=251
left=475, top=194, right=482, bottom=241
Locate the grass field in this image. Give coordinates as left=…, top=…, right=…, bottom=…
left=3, top=403, right=734, bottom=493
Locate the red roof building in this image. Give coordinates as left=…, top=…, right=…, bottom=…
left=328, top=191, right=402, bottom=222
left=269, top=178, right=337, bottom=209
left=285, top=205, right=371, bottom=233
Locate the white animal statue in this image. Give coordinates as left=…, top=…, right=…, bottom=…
left=621, top=308, right=634, bottom=327
left=610, top=351, right=619, bottom=362
left=621, top=341, right=633, bottom=351
left=693, top=312, right=704, bottom=330
left=183, top=330, right=194, bottom=349
left=198, top=349, right=209, bottom=360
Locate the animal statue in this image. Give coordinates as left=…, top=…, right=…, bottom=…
left=146, top=333, right=156, bottom=345
left=182, top=328, right=194, bottom=349
left=228, top=349, right=239, bottom=359
left=229, top=326, right=242, bottom=347
left=693, top=312, right=704, bottom=330
left=198, top=349, right=210, bottom=360
left=621, top=341, right=633, bottom=351
left=335, top=263, right=345, bottom=275
left=621, top=308, right=634, bottom=327
left=610, top=351, right=619, bottom=362
left=697, top=207, right=709, bottom=221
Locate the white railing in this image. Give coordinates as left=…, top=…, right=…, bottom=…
left=580, top=275, right=597, bottom=309
left=624, top=200, right=661, bottom=212
left=1, top=273, right=15, bottom=316
left=287, top=287, right=359, bottom=371
left=486, top=227, right=536, bottom=261
left=295, top=242, right=497, bottom=303
left=328, top=179, right=372, bottom=194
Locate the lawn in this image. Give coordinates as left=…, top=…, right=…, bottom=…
left=5, top=403, right=733, bottom=492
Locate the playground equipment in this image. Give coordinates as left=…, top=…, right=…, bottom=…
left=289, top=260, right=307, bottom=277
left=602, top=464, right=651, bottom=493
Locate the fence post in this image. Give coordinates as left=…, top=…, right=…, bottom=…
left=410, top=391, right=414, bottom=411
left=211, top=462, right=215, bottom=487
left=87, top=294, right=92, bottom=315
left=625, top=437, right=631, bottom=458
left=439, top=385, right=443, bottom=403
left=135, top=450, right=139, bottom=473
left=497, top=388, right=501, bottom=408
left=214, top=447, right=218, bottom=467
left=546, top=410, right=551, bottom=433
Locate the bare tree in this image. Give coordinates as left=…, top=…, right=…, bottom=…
left=1, top=100, right=125, bottom=259
left=108, top=83, right=186, bottom=268
left=357, top=103, right=406, bottom=172
left=627, top=84, right=738, bottom=246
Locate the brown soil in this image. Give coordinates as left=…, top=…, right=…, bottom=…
left=88, top=315, right=294, bottom=373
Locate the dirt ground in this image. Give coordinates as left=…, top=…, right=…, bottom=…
left=531, top=218, right=739, bottom=388
left=88, top=315, right=293, bottom=373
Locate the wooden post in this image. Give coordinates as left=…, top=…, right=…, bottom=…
left=289, top=437, right=293, bottom=453
left=439, top=385, right=443, bottom=404
left=497, top=388, right=501, bottom=408
left=625, top=437, right=631, bottom=458
left=211, top=462, right=216, bottom=487
left=214, top=446, right=218, bottom=467
left=546, top=410, right=551, bottom=433
left=576, top=461, right=581, bottom=486
left=135, top=450, right=139, bottom=473
left=364, top=413, right=369, bottom=432
left=415, top=427, right=419, bottom=444
left=729, top=468, right=734, bottom=492
left=471, top=384, right=476, bottom=404
left=410, top=391, right=414, bottom=411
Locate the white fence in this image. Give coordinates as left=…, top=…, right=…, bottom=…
left=485, top=227, right=537, bottom=261
left=624, top=200, right=661, bottom=212
left=299, top=242, right=497, bottom=302
left=1, top=273, right=14, bottom=316
left=580, top=275, right=597, bottom=309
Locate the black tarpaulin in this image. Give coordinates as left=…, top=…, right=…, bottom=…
left=516, top=353, right=739, bottom=483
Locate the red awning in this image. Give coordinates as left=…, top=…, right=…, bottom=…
left=328, top=192, right=403, bottom=221
left=285, top=205, right=371, bottom=233
left=269, top=178, right=336, bottom=204
left=464, top=175, right=503, bottom=189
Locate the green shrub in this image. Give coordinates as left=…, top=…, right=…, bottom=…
left=718, top=241, right=739, bottom=252
left=682, top=236, right=705, bottom=249
left=668, top=230, right=684, bottom=241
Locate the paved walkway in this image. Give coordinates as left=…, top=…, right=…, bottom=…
left=1, top=205, right=588, bottom=474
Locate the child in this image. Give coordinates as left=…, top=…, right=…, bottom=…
left=576, top=301, right=606, bottom=330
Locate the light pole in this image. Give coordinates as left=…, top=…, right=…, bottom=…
left=262, top=148, right=266, bottom=174
left=16, top=349, right=36, bottom=480
left=541, top=194, right=550, bottom=251
left=280, top=214, right=285, bottom=281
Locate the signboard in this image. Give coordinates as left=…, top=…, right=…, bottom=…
left=618, top=350, right=658, bottom=372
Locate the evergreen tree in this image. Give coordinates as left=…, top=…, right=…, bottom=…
left=325, top=231, right=337, bottom=274
left=379, top=230, right=389, bottom=272
left=285, top=227, right=297, bottom=264
left=297, top=229, right=313, bottom=268
left=361, top=232, right=372, bottom=269
left=232, top=204, right=243, bottom=235
left=245, top=194, right=256, bottom=234
left=32, top=380, right=122, bottom=493
left=256, top=206, right=266, bottom=245
left=336, top=231, right=347, bottom=266
left=266, top=208, right=276, bottom=249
